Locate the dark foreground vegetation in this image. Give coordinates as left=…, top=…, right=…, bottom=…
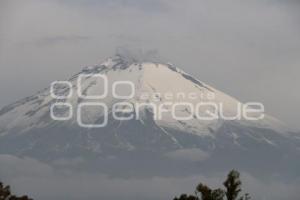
left=174, top=170, right=250, bottom=200
left=0, top=182, right=32, bottom=200
left=1, top=170, right=249, bottom=200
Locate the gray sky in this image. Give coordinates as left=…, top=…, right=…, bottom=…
left=0, top=0, right=299, bottom=130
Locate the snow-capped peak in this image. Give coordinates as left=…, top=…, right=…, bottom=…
left=0, top=56, right=291, bottom=139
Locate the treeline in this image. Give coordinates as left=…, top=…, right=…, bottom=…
left=174, top=170, right=250, bottom=200
left=0, top=182, right=32, bottom=200
left=1, top=169, right=249, bottom=200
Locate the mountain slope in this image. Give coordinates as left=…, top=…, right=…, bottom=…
left=0, top=55, right=299, bottom=176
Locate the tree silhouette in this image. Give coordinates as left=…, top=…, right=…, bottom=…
left=195, top=183, right=225, bottom=200
left=173, top=170, right=250, bottom=200
left=173, top=194, right=199, bottom=200
left=0, top=182, right=32, bottom=200
left=223, top=170, right=242, bottom=200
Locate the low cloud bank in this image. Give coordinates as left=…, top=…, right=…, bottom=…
left=0, top=155, right=298, bottom=200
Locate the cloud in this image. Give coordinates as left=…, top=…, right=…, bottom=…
left=59, top=0, right=169, bottom=13
left=0, top=155, right=299, bottom=200
left=34, top=35, right=91, bottom=47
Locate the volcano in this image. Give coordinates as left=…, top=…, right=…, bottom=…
left=0, top=54, right=299, bottom=177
